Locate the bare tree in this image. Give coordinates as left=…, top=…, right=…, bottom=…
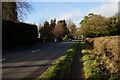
left=16, top=2, right=32, bottom=21
left=67, top=20, right=76, bottom=37
left=2, top=2, right=32, bottom=21
left=52, top=21, right=66, bottom=37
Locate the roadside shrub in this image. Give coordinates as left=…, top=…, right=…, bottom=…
left=2, top=20, right=38, bottom=49
left=81, top=36, right=120, bottom=80
left=81, top=42, right=86, bottom=49
left=84, top=38, right=94, bottom=49
left=93, top=36, right=120, bottom=78
left=81, top=42, right=108, bottom=80
left=82, top=49, right=88, bottom=54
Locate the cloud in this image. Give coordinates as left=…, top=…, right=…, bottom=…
left=58, top=9, right=85, bottom=21
left=19, top=0, right=119, bottom=2
left=110, top=0, right=120, bottom=2
left=56, top=9, right=85, bottom=27
left=39, top=2, right=118, bottom=28
left=89, top=2, right=118, bottom=17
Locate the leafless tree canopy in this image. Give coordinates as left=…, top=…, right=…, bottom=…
left=52, top=21, right=66, bottom=37
left=2, top=2, right=31, bottom=21
left=16, top=2, right=32, bottom=21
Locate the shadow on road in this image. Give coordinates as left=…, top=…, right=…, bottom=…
left=2, top=64, right=53, bottom=69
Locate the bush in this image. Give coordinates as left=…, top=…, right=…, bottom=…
left=46, top=37, right=55, bottom=43
left=81, top=49, right=88, bottom=54
left=81, top=42, right=108, bottom=80
left=81, top=42, right=86, bottom=49
left=2, top=20, right=38, bottom=49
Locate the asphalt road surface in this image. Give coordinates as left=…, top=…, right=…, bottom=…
left=2, top=40, right=77, bottom=80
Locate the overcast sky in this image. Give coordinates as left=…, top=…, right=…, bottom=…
left=22, top=1, right=118, bottom=27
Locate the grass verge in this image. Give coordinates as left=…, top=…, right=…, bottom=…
left=81, top=42, right=108, bottom=80
left=36, top=42, right=80, bottom=80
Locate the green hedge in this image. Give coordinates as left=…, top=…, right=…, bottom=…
left=46, top=37, right=55, bottom=43
left=2, top=20, right=38, bottom=49
left=36, top=42, right=79, bottom=80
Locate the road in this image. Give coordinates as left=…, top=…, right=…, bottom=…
left=2, top=40, right=77, bottom=80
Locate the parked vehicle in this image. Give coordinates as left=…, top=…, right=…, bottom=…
left=68, top=38, right=72, bottom=41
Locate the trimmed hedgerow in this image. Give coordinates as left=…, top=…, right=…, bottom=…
left=81, top=42, right=109, bottom=80
left=2, top=20, right=38, bottom=49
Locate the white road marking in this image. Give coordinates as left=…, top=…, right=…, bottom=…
left=32, top=51, right=36, bottom=53
left=32, top=50, right=39, bottom=53
left=2, top=59, right=6, bottom=61
left=0, top=59, right=6, bottom=61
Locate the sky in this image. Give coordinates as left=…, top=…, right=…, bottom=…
left=22, top=1, right=118, bottom=27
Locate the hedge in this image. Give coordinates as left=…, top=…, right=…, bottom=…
left=46, top=37, right=55, bottom=43
left=81, top=42, right=108, bottom=80
left=2, top=20, right=38, bottom=49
